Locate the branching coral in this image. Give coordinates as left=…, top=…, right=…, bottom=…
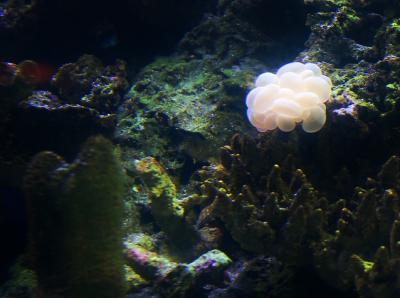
left=195, top=134, right=328, bottom=259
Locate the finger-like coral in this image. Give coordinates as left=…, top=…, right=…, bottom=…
left=196, top=134, right=328, bottom=259
left=24, top=136, right=126, bottom=298
left=313, top=155, right=400, bottom=291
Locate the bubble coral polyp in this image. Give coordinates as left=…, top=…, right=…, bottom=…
left=246, top=62, right=332, bottom=133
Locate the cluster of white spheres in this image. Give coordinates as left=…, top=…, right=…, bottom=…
left=246, top=62, right=332, bottom=133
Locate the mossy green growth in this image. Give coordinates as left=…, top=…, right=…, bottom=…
left=0, top=258, right=37, bottom=298
left=125, top=57, right=222, bottom=137
left=390, top=19, right=400, bottom=32
left=134, top=157, right=198, bottom=248
left=124, top=265, right=148, bottom=291
left=386, top=82, right=400, bottom=90
left=135, top=157, right=182, bottom=216
left=24, top=136, right=126, bottom=298
left=117, top=56, right=250, bottom=169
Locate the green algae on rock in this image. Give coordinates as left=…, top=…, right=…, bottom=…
left=134, top=157, right=198, bottom=248
left=117, top=56, right=250, bottom=170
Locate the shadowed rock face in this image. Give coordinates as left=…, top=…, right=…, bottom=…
left=0, top=0, right=216, bottom=64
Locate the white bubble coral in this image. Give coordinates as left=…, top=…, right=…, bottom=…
left=246, top=62, right=332, bottom=133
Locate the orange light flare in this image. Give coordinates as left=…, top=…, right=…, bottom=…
left=17, top=60, right=55, bottom=87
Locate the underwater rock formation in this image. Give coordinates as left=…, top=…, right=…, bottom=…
left=133, top=157, right=198, bottom=249
left=155, top=249, right=232, bottom=298
left=24, top=136, right=125, bottom=298
left=116, top=0, right=309, bottom=180
left=208, top=257, right=294, bottom=298
left=0, top=54, right=129, bottom=194
left=123, top=231, right=232, bottom=296
left=18, top=90, right=115, bottom=156
left=52, top=54, right=128, bottom=114
left=4, top=0, right=400, bottom=297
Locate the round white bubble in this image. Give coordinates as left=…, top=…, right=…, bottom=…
left=276, top=115, right=296, bottom=132
left=302, top=106, right=326, bottom=133
left=279, top=72, right=303, bottom=92
left=277, top=62, right=305, bottom=77
left=255, top=72, right=279, bottom=87
left=304, top=63, right=322, bottom=76
left=272, top=98, right=303, bottom=119
left=303, top=76, right=331, bottom=102
left=252, top=84, right=280, bottom=113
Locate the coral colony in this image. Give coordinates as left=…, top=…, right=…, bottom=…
left=246, top=62, right=332, bottom=133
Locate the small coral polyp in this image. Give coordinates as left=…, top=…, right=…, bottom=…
left=246, top=62, right=332, bottom=133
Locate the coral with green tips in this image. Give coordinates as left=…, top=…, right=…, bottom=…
left=351, top=220, right=400, bottom=297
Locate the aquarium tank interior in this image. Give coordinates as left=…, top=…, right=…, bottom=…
left=2, top=0, right=400, bottom=297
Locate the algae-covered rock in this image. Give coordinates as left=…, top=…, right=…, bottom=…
left=156, top=249, right=232, bottom=298
left=115, top=0, right=309, bottom=181
left=208, top=257, right=294, bottom=298
left=134, top=157, right=198, bottom=248
left=52, top=54, right=128, bottom=114
left=24, top=136, right=126, bottom=298
left=116, top=56, right=250, bottom=171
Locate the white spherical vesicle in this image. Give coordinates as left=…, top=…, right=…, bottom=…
left=277, top=62, right=305, bottom=77
left=320, top=75, right=332, bottom=87
left=302, top=106, right=326, bottom=133
left=300, top=70, right=314, bottom=79
left=303, top=76, right=331, bottom=102
left=294, top=92, right=320, bottom=108
left=301, top=108, right=311, bottom=120
left=257, top=112, right=278, bottom=131
left=247, top=109, right=263, bottom=128
left=279, top=72, right=303, bottom=92
left=276, top=115, right=296, bottom=132
left=271, top=98, right=303, bottom=119
left=255, top=72, right=279, bottom=87
left=247, top=110, right=277, bottom=132
left=245, top=87, right=263, bottom=109
left=252, top=84, right=280, bottom=113
left=276, top=88, right=295, bottom=99
left=304, top=63, right=322, bottom=76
